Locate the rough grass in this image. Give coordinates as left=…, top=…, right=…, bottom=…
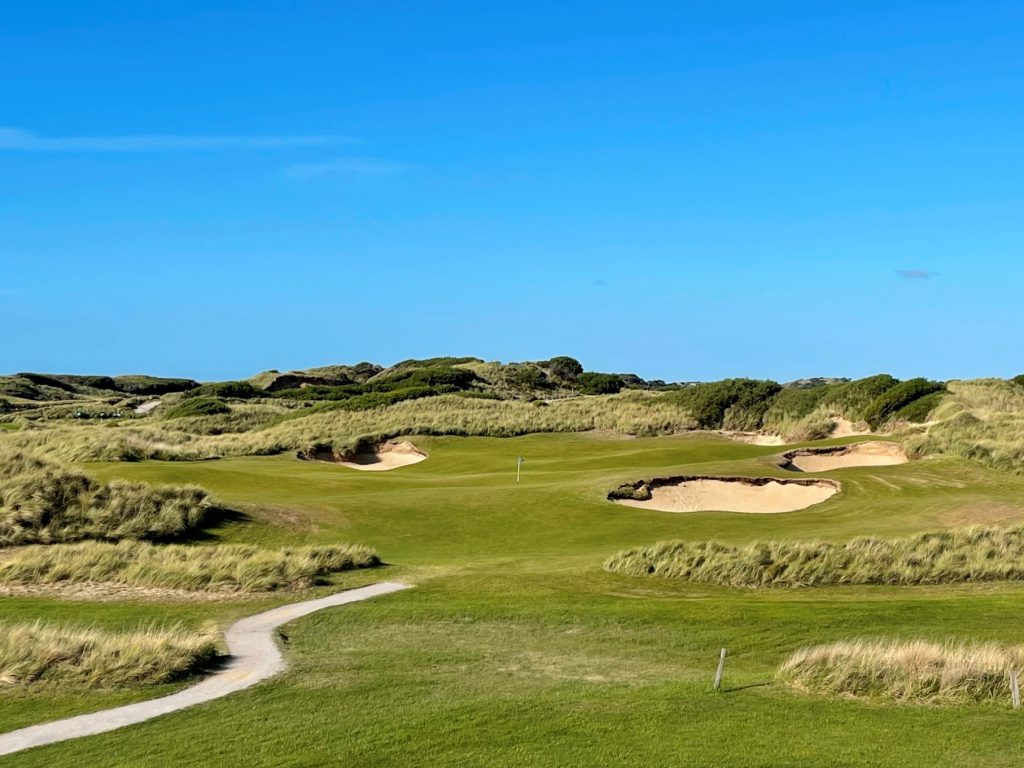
left=779, top=638, right=1024, bottom=704
left=906, top=379, right=1024, bottom=472
left=604, top=525, right=1024, bottom=587
left=0, top=391, right=699, bottom=462
left=0, top=621, right=217, bottom=688
left=0, top=471, right=211, bottom=547
left=0, top=541, right=381, bottom=592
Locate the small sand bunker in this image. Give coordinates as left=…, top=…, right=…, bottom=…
left=611, top=476, right=840, bottom=514
left=341, top=440, right=427, bottom=471
left=781, top=441, right=908, bottom=473
left=297, top=440, right=427, bottom=471
left=724, top=432, right=786, bottom=446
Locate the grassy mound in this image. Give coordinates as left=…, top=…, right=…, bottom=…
left=779, top=638, right=1024, bottom=705
left=0, top=621, right=217, bottom=688
left=0, top=467, right=211, bottom=546
left=0, top=541, right=381, bottom=592
left=605, top=526, right=1024, bottom=587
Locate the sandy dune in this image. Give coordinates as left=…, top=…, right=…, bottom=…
left=782, top=441, right=908, bottom=473
left=615, top=476, right=839, bottom=514
left=340, top=440, right=427, bottom=471
left=133, top=400, right=161, bottom=414
left=829, top=417, right=871, bottom=438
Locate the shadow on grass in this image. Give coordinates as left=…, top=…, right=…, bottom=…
left=721, top=682, right=773, bottom=694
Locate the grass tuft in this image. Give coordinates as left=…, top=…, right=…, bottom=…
left=0, top=541, right=381, bottom=592
left=778, top=638, right=1024, bottom=704
left=0, top=620, right=218, bottom=688
left=605, top=525, right=1024, bottom=587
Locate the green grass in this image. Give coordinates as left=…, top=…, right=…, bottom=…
left=5, top=431, right=1024, bottom=765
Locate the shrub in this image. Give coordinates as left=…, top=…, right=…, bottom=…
left=165, top=397, right=231, bottom=419
left=604, top=525, right=1024, bottom=587
left=669, top=379, right=782, bottom=430
left=543, top=356, right=584, bottom=382
left=863, top=378, right=946, bottom=428
left=502, top=364, right=551, bottom=393
left=113, top=375, right=199, bottom=395
left=0, top=621, right=218, bottom=688
left=577, top=372, right=624, bottom=395
left=894, top=390, right=944, bottom=423
left=184, top=381, right=260, bottom=400
left=820, top=374, right=900, bottom=417
left=778, top=638, right=1024, bottom=705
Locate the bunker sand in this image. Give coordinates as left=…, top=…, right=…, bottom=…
left=783, top=442, right=908, bottom=473
left=616, top=476, right=840, bottom=514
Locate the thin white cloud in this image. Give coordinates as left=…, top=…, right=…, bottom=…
left=0, top=127, right=354, bottom=152
left=285, top=157, right=407, bottom=179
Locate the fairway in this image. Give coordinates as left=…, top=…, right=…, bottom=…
left=5, top=431, right=1024, bottom=766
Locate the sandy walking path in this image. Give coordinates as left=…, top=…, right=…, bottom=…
left=0, top=581, right=411, bottom=757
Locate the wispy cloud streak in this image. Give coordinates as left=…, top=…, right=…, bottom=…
left=285, top=157, right=407, bottom=179
left=896, top=269, right=934, bottom=280
left=0, top=127, right=354, bottom=152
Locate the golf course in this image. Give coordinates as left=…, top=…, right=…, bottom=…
left=2, top=363, right=1024, bottom=766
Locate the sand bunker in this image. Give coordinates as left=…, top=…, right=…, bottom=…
left=723, top=431, right=787, bottom=446
left=781, top=441, right=908, bottom=473
left=612, top=476, right=840, bottom=514
left=298, top=440, right=427, bottom=471
left=341, top=440, right=427, bottom=471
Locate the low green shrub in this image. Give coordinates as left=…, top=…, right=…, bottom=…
left=863, top=378, right=946, bottom=428
left=577, top=372, right=624, bottom=395
left=184, top=381, right=260, bottom=400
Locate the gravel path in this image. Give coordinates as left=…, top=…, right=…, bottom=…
left=0, top=581, right=411, bottom=757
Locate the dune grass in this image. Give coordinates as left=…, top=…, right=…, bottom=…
left=779, top=638, right=1024, bottom=704
left=0, top=391, right=699, bottom=462
left=0, top=541, right=380, bottom=592
left=0, top=621, right=217, bottom=688
left=604, top=525, right=1024, bottom=587
left=906, top=379, right=1024, bottom=472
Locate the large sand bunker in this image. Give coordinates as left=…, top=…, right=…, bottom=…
left=611, top=476, right=840, bottom=514
left=297, top=440, right=427, bottom=471
left=781, top=441, right=908, bottom=473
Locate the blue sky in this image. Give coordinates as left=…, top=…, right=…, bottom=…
left=2, top=1, right=1022, bottom=382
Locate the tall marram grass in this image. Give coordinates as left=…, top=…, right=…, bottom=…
left=0, top=391, right=699, bottom=462
left=0, top=541, right=381, bottom=592
left=605, top=526, right=1024, bottom=587
left=0, top=621, right=217, bottom=687
left=779, top=638, right=1024, bottom=705
left=0, top=447, right=214, bottom=546
left=905, top=379, right=1024, bottom=472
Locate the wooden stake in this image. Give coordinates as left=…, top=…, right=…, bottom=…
left=714, top=648, right=727, bottom=692
left=516, top=456, right=524, bottom=483
left=1011, top=670, right=1020, bottom=709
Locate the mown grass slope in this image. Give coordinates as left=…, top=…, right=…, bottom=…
left=4, top=429, right=1024, bottom=766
